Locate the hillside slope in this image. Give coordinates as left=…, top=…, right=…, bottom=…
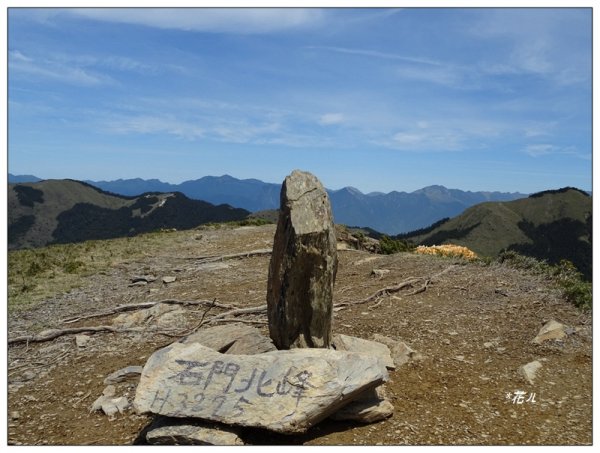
left=8, top=179, right=250, bottom=249
left=402, top=188, right=592, bottom=279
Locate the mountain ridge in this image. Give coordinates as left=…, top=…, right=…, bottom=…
left=8, top=179, right=250, bottom=249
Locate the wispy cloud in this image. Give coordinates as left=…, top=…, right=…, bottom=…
left=66, top=8, right=325, bottom=34
left=9, top=50, right=113, bottom=86
left=523, top=143, right=590, bottom=160
left=306, top=45, right=443, bottom=67
left=318, top=113, right=345, bottom=126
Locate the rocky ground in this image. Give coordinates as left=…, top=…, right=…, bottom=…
left=7, top=224, right=593, bottom=445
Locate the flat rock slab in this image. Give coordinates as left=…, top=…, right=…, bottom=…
left=134, top=343, right=388, bottom=434
left=146, top=417, right=244, bottom=445
left=104, top=366, right=144, bottom=385
left=332, top=334, right=395, bottom=370
left=330, top=386, right=393, bottom=423
left=179, top=323, right=274, bottom=354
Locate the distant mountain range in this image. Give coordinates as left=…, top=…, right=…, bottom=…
left=7, top=173, right=527, bottom=234
left=400, top=187, right=592, bottom=280
left=8, top=179, right=249, bottom=250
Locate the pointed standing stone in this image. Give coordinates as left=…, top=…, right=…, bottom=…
left=267, top=170, right=338, bottom=349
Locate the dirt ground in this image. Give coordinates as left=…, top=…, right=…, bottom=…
left=7, top=224, right=593, bottom=445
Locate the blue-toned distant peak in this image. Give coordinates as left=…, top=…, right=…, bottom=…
left=8, top=173, right=43, bottom=183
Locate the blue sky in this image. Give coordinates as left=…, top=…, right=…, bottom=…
left=6, top=6, right=593, bottom=193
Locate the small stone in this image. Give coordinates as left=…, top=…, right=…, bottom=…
left=10, top=411, right=20, bottom=420
left=103, top=385, right=116, bottom=397
left=131, top=275, right=157, bottom=283
left=372, top=334, right=422, bottom=367
left=21, top=370, right=36, bottom=381
left=532, top=320, right=567, bottom=344
left=104, top=366, right=144, bottom=385
left=442, top=339, right=451, bottom=345
left=483, top=341, right=497, bottom=349
left=370, top=269, right=390, bottom=278
left=162, top=276, right=177, bottom=284
left=519, top=360, right=543, bottom=384
left=75, top=334, right=91, bottom=348
left=128, top=281, right=148, bottom=287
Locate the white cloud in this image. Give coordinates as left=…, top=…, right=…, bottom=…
left=318, top=113, right=345, bottom=126
left=105, top=115, right=204, bottom=140
left=68, top=8, right=324, bottom=34
left=9, top=50, right=113, bottom=86
left=523, top=143, right=590, bottom=160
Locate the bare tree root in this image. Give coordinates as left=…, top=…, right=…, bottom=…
left=61, top=299, right=237, bottom=324
left=195, top=249, right=272, bottom=264
left=8, top=325, right=190, bottom=346
left=335, top=265, right=458, bottom=310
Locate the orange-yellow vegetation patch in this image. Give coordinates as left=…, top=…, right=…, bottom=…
left=414, top=244, right=478, bottom=260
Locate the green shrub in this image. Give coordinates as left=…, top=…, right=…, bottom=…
left=496, top=251, right=591, bottom=310
left=379, top=235, right=414, bottom=255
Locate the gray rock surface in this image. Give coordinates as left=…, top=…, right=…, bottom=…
left=330, top=386, right=394, bottom=423
left=179, top=323, right=274, bottom=354
left=104, top=366, right=144, bottom=385
left=333, top=334, right=395, bottom=370
left=372, top=334, right=423, bottom=367
left=532, top=320, right=567, bottom=344
left=519, top=360, right=543, bottom=384
left=145, top=417, right=244, bottom=445
left=267, top=170, right=338, bottom=349
left=134, top=342, right=387, bottom=434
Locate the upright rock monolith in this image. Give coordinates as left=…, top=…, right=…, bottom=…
left=267, top=170, right=338, bottom=349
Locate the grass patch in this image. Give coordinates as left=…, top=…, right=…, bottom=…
left=496, top=251, right=592, bottom=309
left=7, top=229, right=181, bottom=312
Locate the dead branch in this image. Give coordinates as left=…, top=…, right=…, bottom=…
left=335, top=277, right=423, bottom=308
left=196, top=249, right=272, bottom=264
left=8, top=325, right=184, bottom=346
left=61, top=299, right=236, bottom=324
left=210, top=318, right=268, bottom=325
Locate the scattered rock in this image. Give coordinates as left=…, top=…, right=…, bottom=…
left=129, top=281, right=148, bottom=287
left=330, top=386, right=393, bottom=423
left=10, top=411, right=20, bottom=420
left=134, top=342, right=388, bottom=434
left=519, top=360, right=543, bottom=385
left=75, top=334, right=91, bottom=348
left=91, top=384, right=130, bottom=417
left=372, top=334, right=423, bottom=367
left=370, top=269, right=390, bottom=279
left=532, top=320, right=567, bottom=344
left=267, top=170, right=338, bottom=349
left=332, top=334, right=395, bottom=370
left=146, top=417, right=244, bottom=445
left=112, top=303, right=182, bottom=328
left=104, top=366, right=144, bottom=385
left=131, top=275, right=157, bottom=283
left=162, top=276, right=177, bottom=284
left=483, top=341, right=498, bottom=349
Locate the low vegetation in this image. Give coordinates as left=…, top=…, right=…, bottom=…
left=414, top=244, right=478, bottom=260
left=496, top=251, right=592, bottom=309
left=378, top=235, right=414, bottom=254
left=8, top=229, right=180, bottom=311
